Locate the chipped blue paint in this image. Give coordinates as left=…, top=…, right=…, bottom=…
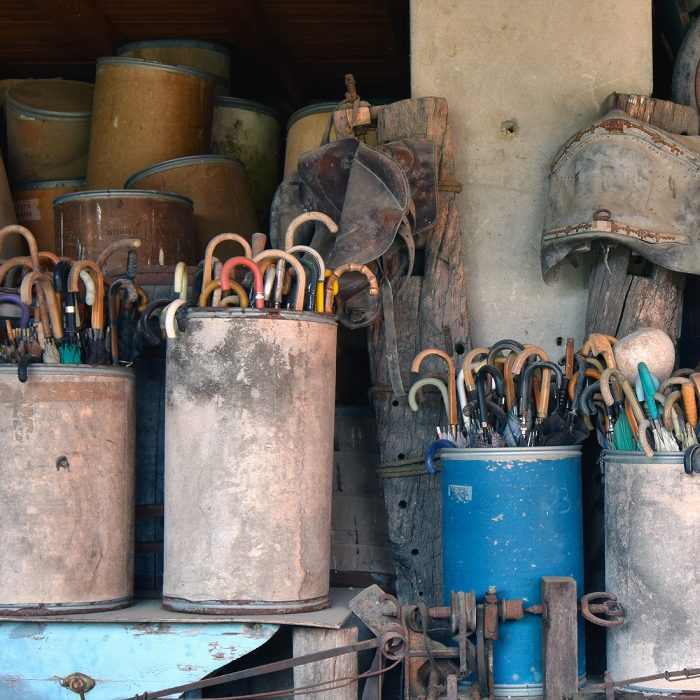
left=441, top=447, right=585, bottom=697
left=0, top=620, right=278, bottom=699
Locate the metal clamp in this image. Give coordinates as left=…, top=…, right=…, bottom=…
left=580, top=592, right=625, bottom=627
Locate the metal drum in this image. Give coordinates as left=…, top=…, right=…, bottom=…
left=0, top=154, right=22, bottom=259
left=5, top=80, right=93, bottom=184
left=284, top=102, right=379, bottom=175
left=210, top=98, right=282, bottom=231
left=441, top=447, right=585, bottom=697
left=54, top=189, right=195, bottom=272
left=117, top=39, right=231, bottom=95
left=124, top=155, right=258, bottom=260
left=604, top=451, right=700, bottom=693
left=163, top=309, right=337, bottom=613
left=13, top=179, right=83, bottom=253
left=0, top=365, right=135, bottom=615
left=86, top=57, right=215, bottom=189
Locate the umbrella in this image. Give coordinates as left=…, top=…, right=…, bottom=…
left=474, top=363, right=506, bottom=447
left=108, top=278, right=139, bottom=364
left=202, top=233, right=254, bottom=291
left=599, top=368, right=636, bottom=451
left=424, top=439, right=457, bottom=475
left=412, top=347, right=459, bottom=441
left=408, top=377, right=451, bottom=439
left=53, top=262, right=81, bottom=363
left=68, top=260, right=107, bottom=365
left=600, top=367, right=646, bottom=450
left=520, top=360, right=562, bottom=446
left=135, top=299, right=171, bottom=349
left=19, top=271, right=63, bottom=364
left=637, top=362, right=678, bottom=451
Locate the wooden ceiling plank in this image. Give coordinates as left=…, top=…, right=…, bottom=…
left=213, top=0, right=302, bottom=106
left=32, top=0, right=120, bottom=59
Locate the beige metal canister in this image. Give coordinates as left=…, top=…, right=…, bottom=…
left=210, top=98, right=282, bottom=231
left=13, top=179, right=84, bottom=253
left=284, top=103, right=338, bottom=176
left=284, top=102, right=379, bottom=175
left=0, top=366, right=135, bottom=615
left=124, top=155, right=258, bottom=260
left=163, top=309, right=337, bottom=613
left=85, top=57, right=215, bottom=190
left=54, top=189, right=195, bottom=271
left=117, top=39, right=231, bottom=96
left=5, top=80, right=93, bottom=184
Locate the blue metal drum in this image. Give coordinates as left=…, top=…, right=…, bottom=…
left=441, top=447, right=585, bottom=697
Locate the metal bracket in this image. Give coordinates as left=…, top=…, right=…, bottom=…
left=580, top=592, right=625, bottom=627
left=60, top=672, right=95, bottom=698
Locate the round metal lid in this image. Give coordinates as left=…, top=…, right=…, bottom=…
left=213, top=97, right=282, bottom=121
left=53, top=189, right=194, bottom=207
left=97, top=56, right=216, bottom=82
left=124, top=155, right=244, bottom=188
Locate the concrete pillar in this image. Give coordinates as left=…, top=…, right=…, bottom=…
left=411, top=0, right=653, bottom=356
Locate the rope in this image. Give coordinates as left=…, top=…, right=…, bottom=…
left=438, top=178, right=463, bottom=193
left=375, top=456, right=440, bottom=478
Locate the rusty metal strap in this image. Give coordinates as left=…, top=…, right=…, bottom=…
left=592, top=667, right=700, bottom=692
left=130, top=636, right=395, bottom=700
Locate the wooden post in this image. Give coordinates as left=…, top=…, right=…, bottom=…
left=292, top=626, right=358, bottom=700
left=541, top=577, right=578, bottom=700
left=369, top=97, right=471, bottom=606
left=585, top=242, right=685, bottom=343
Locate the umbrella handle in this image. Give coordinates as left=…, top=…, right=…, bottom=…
left=461, top=347, right=489, bottom=392
left=220, top=257, right=264, bottom=309
left=424, top=439, right=457, bottom=476
left=284, top=211, right=337, bottom=251
left=203, top=234, right=253, bottom=290
left=486, top=339, right=524, bottom=365
left=174, top=262, right=188, bottom=301
left=408, top=378, right=450, bottom=417
left=637, top=419, right=655, bottom=458
left=663, top=390, right=682, bottom=432
left=286, top=245, right=326, bottom=281
left=588, top=333, right=617, bottom=369
left=251, top=232, right=267, bottom=257
left=253, top=250, right=306, bottom=311
left=412, top=346, right=458, bottom=429
left=95, top=238, right=142, bottom=273
left=682, top=383, right=698, bottom=427
left=324, top=262, right=379, bottom=315
left=638, top=362, right=660, bottom=421
left=163, top=299, right=187, bottom=339
left=0, top=224, right=40, bottom=270
left=0, top=294, right=30, bottom=327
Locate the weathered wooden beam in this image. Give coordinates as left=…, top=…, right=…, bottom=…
left=542, top=576, right=578, bottom=700
left=601, top=92, right=699, bottom=135
left=33, top=0, right=120, bottom=59
left=214, top=0, right=302, bottom=107
left=369, top=97, right=470, bottom=606
left=293, top=626, right=358, bottom=700
left=585, top=243, right=685, bottom=343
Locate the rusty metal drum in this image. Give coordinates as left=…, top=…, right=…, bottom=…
left=5, top=80, right=93, bottom=184
left=54, top=189, right=195, bottom=272
left=124, top=155, right=258, bottom=260
left=13, top=179, right=84, bottom=253
left=210, top=98, right=282, bottom=231
left=86, top=57, right=215, bottom=189
left=0, top=365, right=135, bottom=615
left=117, top=39, right=231, bottom=96
left=604, top=451, right=700, bottom=693
left=163, top=309, right=337, bottom=613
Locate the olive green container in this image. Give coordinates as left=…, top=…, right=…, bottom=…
left=210, top=97, right=282, bottom=232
